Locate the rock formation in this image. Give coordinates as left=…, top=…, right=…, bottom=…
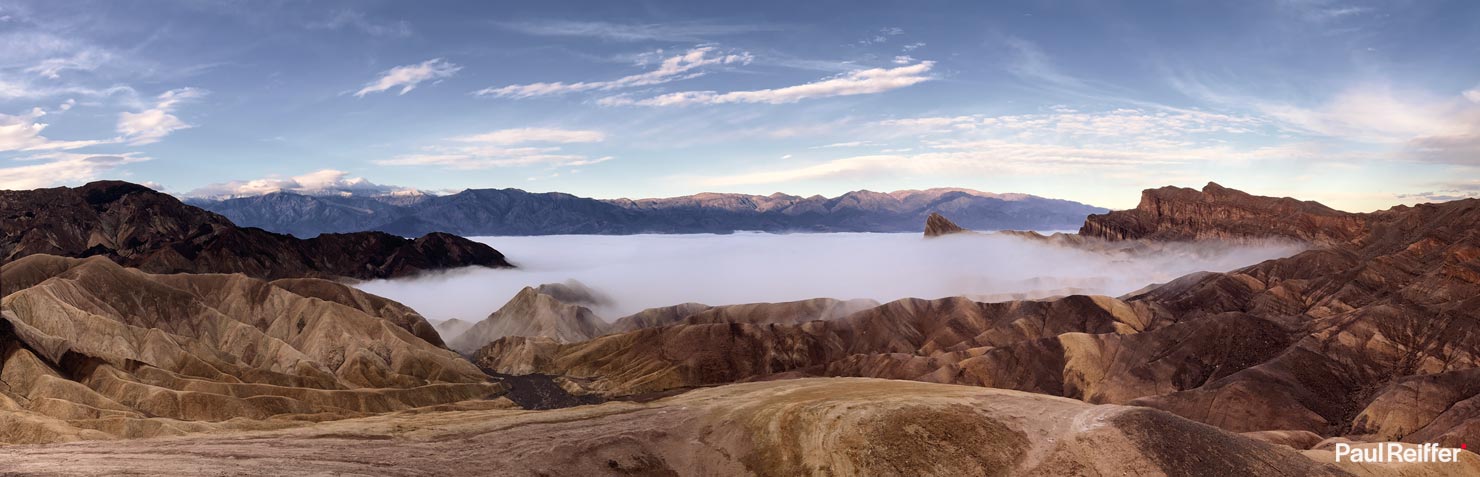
left=1080, top=182, right=1367, bottom=244
left=475, top=186, right=1480, bottom=451
left=923, top=212, right=968, bottom=237
left=0, top=181, right=512, bottom=280
left=0, top=255, right=503, bottom=444
left=0, top=378, right=1469, bottom=476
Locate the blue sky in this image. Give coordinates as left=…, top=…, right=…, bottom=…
left=0, top=0, right=1476, bottom=210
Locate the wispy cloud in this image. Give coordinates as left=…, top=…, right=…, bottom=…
left=451, top=127, right=606, bottom=144
left=692, top=143, right=1213, bottom=188
left=377, top=127, right=611, bottom=170
left=0, top=152, right=148, bottom=190
left=117, top=87, right=204, bottom=145
left=309, top=9, right=412, bottom=38
left=24, top=49, right=108, bottom=79
left=601, top=61, right=935, bottom=106
left=495, top=20, right=776, bottom=42
left=475, top=47, right=751, bottom=98
left=813, top=141, right=876, bottom=148
left=1250, top=86, right=1480, bottom=166
left=858, top=27, right=905, bottom=45
left=1, top=108, right=110, bottom=151
left=354, top=58, right=460, bottom=97
left=690, top=107, right=1289, bottom=187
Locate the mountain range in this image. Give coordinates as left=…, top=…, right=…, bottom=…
left=0, top=181, right=511, bottom=280
left=187, top=187, right=1107, bottom=237
left=3, top=180, right=1476, bottom=475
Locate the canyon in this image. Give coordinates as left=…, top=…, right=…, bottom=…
left=1, top=181, right=1476, bottom=476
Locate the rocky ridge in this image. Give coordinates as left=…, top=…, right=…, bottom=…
left=0, top=255, right=504, bottom=444
left=0, top=181, right=511, bottom=280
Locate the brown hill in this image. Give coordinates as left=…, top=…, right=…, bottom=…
left=447, top=286, right=609, bottom=354
left=0, top=255, right=503, bottom=444
left=0, top=181, right=511, bottom=280
left=476, top=187, right=1480, bottom=450
left=0, top=378, right=1469, bottom=476
left=1080, top=182, right=1368, bottom=244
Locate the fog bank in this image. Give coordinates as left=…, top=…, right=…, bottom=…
left=355, top=233, right=1304, bottom=322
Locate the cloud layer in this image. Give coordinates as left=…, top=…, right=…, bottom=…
left=357, top=232, right=1304, bottom=321
left=186, top=169, right=412, bottom=199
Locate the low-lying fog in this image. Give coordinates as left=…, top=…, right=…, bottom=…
left=355, top=233, right=1305, bottom=322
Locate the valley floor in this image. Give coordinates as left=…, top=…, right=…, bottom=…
left=0, top=378, right=1473, bottom=477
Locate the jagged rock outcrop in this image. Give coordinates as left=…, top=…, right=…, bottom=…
left=0, top=181, right=512, bottom=280
left=923, top=212, right=968, bottom=237
left=3, top=378, right=1467, bottom=476
left=1080, top=182, right=1368, bottom=245
left=0, top=255, right=503, bottom=444
left=475, top=186, right=1480, bottom=451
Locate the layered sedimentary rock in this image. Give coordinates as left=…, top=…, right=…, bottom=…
left=0, top=255, right=503, bottom=444
left=0, top=181, right=511, bottom=280
left=0, top=379, right=1468, bottom=476
left=1080, top=182, right=1368, bottom=245
left=476, top=187, right=1480, bottom=451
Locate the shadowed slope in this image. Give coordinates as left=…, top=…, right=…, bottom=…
left=0, top=255, right=503, bottom=444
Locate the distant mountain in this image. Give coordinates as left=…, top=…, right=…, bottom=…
left=190, top=187, right=1108, bottom=237
left=0, top=181, right=512, bottom=280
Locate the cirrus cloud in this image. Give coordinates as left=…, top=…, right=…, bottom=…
left=355, top=58, right=460, bottom=97
left=377, top=127, right=611, bottom=170
left=600, top=61, right=935, bottom=106
left=475, top=46, right=751, bottom=99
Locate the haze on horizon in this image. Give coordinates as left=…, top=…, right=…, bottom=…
left=356, top=232, right=1306, bottom=322
left=0, top=0, right=1476, bottom=211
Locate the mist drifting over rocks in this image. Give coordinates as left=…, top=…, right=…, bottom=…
left=355, top=232, right=1306, bottom=322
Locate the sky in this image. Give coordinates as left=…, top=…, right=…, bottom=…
left=0, top=0, right=1477, bottom=211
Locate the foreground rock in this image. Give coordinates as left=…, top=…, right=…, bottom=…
left=5, top=378, right=1465, bottom=476
left=476, top=186, right=1480, bottom=450
left=0, top=255, right=503, bottom=444
left=0, top=181, right=511, bottom=280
